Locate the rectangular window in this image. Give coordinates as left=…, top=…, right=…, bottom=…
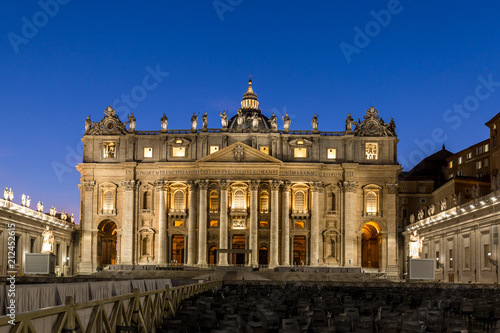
left=144, top=147, right=153, bottom=158
left=172, top=147, right=186, bottom=157
left=56, top=244, right=60, bottom=266
left=436, top=251, right=440, bottom=269
left=103, top=142, right=116, bottom=159
left=458, top=156, right=463, bottom=164
left=30, top=238, right=36, bottom=253
left=174, top=221, right=184, bottom=227
left=448, top=161, right=453, bottom=168
left=476, top=161, right=482, bottom=169
left=464, top=247, right=470, bottom=269
left=260, top=146, right=269, bottom=154
left=259, top=221, right=269, bottom=228
left=210, top=145, right=219, bottom=154
left=484, top=244, right=491, bottom=268
left=485, top=143, right=489, bottom=153
left=419, top=186, right=426, bottom=192
left=327, top=148, right=337, bottom=159
left=294, top=148, right=307, bottom=158
left=467, top=152, right=472, bottom=159
left=210, top=220, right=218, bottom=227
left=295, top=221, right=305, bottom=228
left=485, top=159, right=489, bottom=167
left=477, top=172, right=483, bottom=180
left=365, top=143, right=378, bottom=160
left=457, top=170, right=463, bottom=176
left=449, top=249, right=453, bottom=269
left=476, top=146, right=483, bottom=155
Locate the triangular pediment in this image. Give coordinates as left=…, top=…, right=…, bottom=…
left=196, top=142, right=283, bottom=164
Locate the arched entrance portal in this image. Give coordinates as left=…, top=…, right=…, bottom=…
left=232, top=235, right=246, bottom=265
left=98, top=220, right=117, bottom=266
left=171, top=235, right=184, bottom=265
left=361, top=222, right=381, bottom=268
left=259, top=246, right=268, bottom=265
left=293, top=236, right=306, bottom=265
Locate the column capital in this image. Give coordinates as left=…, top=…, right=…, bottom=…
left=196, top=179, right=209, bottom=190
left=218, top=179, right=229, bottom=190
left=121, top=180, right=140, bottom=191
left=339, top=181, right=358, bottom=193
left=282, top=180, right=291, bottom=191
left=154, top=180, right=168, bottom=190
left=187, top=180, right=196, bottom=191
left=385, top=183, right=399, bottom=194
left=270, top=179, right=282, bottom=190
left=249, top=180, right=260, bottom=190
left=311, top=181, right=324, bottom=191
left=82, top=181, right=96, bottom=191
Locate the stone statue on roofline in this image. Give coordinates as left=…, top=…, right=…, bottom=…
left=37, top=201, right=44, bottom=212
left=8, top=188, right=13, bottom=201
left=85, top=116, right=92, bottom=132
left=236, top=109, right=244, bottom=128
left=127, top=113, right=136, bottom=132
left=409, top=214, right=415, bottom=224
left=282, top=113, right=291, bottom=133
left=161, top=113, right=168, bottom=132
left=191, top=112, right=198, bottom=132
left=345, top=113, right=354, bottom=132
left=26, top=196, right=30, bottom=208
left=202, top=112, right=208, bottom=130
left=3, top=188, right=8, bottom=200
left=440, top=199, right=447, bottom=212
left=220, top=111, right=228, bottom=129
left=312, top=114, right=319, bottom=132
left=21, top=194, right=26, bottom=206
left=268, top=112, right=278, bottom=131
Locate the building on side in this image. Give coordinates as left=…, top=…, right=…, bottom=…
left=77, top=79, right=401, bottom=277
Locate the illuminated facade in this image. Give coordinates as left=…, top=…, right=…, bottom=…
left=77, top=80, right=401, bottom=277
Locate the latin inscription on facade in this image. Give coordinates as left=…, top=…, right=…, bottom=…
left=127, top=169, right=344, bottom=177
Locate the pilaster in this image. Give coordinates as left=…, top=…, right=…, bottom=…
left=186, top=181, right=197, bottom=266
left=121, top=180, right=139, bottom=265
left=78, top=180, right=95, bottom=274
left=219, top=180, right=229, bottom=266
left=341, top=180, right=358, bottom=266
left=197, top=180, right=208, bottom=266
left=282, top=181, right=291, bottom=266
left=155, top=180, right=167, bottom=264
left=269, top=180, right=281, bottom=268
left=249, top=180, right=259, bottom=267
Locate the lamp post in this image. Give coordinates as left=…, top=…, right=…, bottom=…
left=488, top=252, right=498, bottom=284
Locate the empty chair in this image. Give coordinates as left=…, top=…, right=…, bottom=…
left=334, top=315, right=352, bottom=333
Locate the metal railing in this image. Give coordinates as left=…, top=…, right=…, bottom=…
left=0, top=280, right=222, bottom=332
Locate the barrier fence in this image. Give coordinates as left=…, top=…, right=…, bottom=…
left=0, top=280, right=222, bottom=333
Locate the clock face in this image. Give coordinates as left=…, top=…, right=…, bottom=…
left=366, top=120, right=377, bottom=134
left=104, top=119, right=116, bottom=133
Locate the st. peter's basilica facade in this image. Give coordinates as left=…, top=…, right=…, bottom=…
left=77, top=80, right=401, bottom=278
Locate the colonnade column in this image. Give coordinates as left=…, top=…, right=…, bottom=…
left=218, top=180, right=229, bottom=266
left=269, top=180, right=281, bottom=268
left=156, top=180, right=167, bottom=264
left=197, top=180, right=208, bottom=266
left=385, top=183, right=399, bottom=278
left=121, top=180, right=139, bottom=265
left=282, top=181, right=291, bottom=266
left=79, top=181, right=95, bottom=274
left=342, top=181, right=358, bottom=266
left=186, top=181, right=197, bottom=266
left=249, top=180, right=259, bottom=267
left=310, top=182, right=323, bottom=266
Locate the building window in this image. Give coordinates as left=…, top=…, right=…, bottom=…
left=260, top=146, right=269, bottom=154
left=294, top=148, right=307, bottom=158
left=294, top=191, right=305, bottom=211
left=436, top=251, right=440, bottom=269
left=458, top=156, right=463, bottom=164
left=457, top=170, right=463, bottom=176
left=476, top=161, right=482, bottom=169
left=142, top=191, right=152, bottom=210
left=484, top=244, right=491, bottom=269
left=484, top=159, right=489, bottom=167
left=30, top=238, right=36, bottom=253
left=449, top=249, right=453, bottom=269
left=365, top=143, right=378, bottom=160
left=477, top=172, right=483, bottom=180
left=210, top=220, right=218, bottom=227
left=467, top=152, right=472, bottom=159
left=103, top=142, right=116, bottom=159
left=210, top=145, right=219, bottom=154
left=209, top=191, right=219, bottom=212
left=56, top=244, right=60, bottom=266
left=485, top=143, right=489, bottom=152
left=464, top=247, right=470, bottom=270
left=259, top=221, right=269, bottom=228
left=295, top=221, right=305, bottom=228
left=327, top=148, right=337, bottom=159
left=327, top=192, right=336, bottom=211
left=173, top=221, right=184, bottom=227
left=233, top=189, right=246, bottom=210
left=173, top=190, right=185, bottom=210
left=419, top=186, right=426, bottom=192
left=448, top=161, right=453, bottom=168
left=144, top=147, right=153, bottom=158
left=172, top=147, right=186, bottom=157
left=260, top=191, right=269, bottom=213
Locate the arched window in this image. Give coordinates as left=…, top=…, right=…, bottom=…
left=174, top=190, right=185, bottom=210
left=327, top=192, right=336, bottom=211
left=103, top=191, right=114, bottom=211
left=366, top=192, right=377, bottom=214
left=295, top=191, right=305, bottom=211
left=260, top=191, right=269, bottom=212
left=210, top=190, right=219, bottom=212
left=233, top=189, right=245, bottom=210
left=143, top=191, right=151, bottom=210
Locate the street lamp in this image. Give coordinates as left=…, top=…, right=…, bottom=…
left=488, top=252, right=498, bottom=284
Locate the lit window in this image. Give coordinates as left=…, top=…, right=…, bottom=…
left=144, top=147, right=153, bottom=158
left=175, top=139, right=183, bottom=144
left=485, top=143, right=489, bottom=152
left=294, top=148, right=307, bottom=158
left=366, top=192, right=377, bottom=214
left=260, top=191, right=269, bottom=212
left=209, top=191, right=219, bottom=212
left=259, top=221, right=269, bottom=228
left=294, top=191, right=305, bottom=211
left=233, top=189, right=246, bottom=210
left=448, top=161, right=453, bottom=168
left=103, top=142, right=116, bottom=158
left=295, top=221, right=305, bottom=228
left=173, top=190, right=185, bottom=210
left=458, top=156, right=463, bottom=164
left=297, top=140, right=304, bottom=145
left=476, top=161, right=482, bottom=169
left=210, top=220, right=218, bottom=227
left=210, top=145, right=219, bottom=154
left=174, top=221, right=184, bottom=227
left=260, top=146, right=269, bottom=154
left=467, top=152, right=472, bottom=159
left=365, top=143, right=378, bottom=160
left=172, top=147, right=186, bottom=157
left=233, top=220, right=245, bottom=229
left=327, top=148, right=337, bottom=159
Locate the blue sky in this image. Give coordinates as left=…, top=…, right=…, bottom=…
left=1, top=1, right=499, bottom=222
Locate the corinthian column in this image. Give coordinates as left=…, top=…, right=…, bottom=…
left=219, top=180, right=229, bottom=266
left=269, top=180, right=281, bottom=268
left=197, top=180, right=208, bottom=266
left=249, top=180, right=259, bottom=267
left=121, top=180, right=139, bottom=265
left=186, top=181, right=196, bottom=266
left=310, top=182, right=323, bottom=266
left=341, top=181, right=358, bottom=266
left=385, top=182, right=399, bottom=278
left=155, top=180, right=167, bottom=264
left=281, top=181, right=291, bottom=266
left=78, top=181, right=95, bottom=274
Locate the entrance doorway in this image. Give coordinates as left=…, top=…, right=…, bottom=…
left=98, top=220, right=117, bottom=266
left=171, top=235, right=184, bottom=265
left=232, top=235, right=246, bottom=265
left=361, top=222, right=381, bottom=268
left=209, top=246, right=218, bottom=265
left=259, top=246, right=268, bottom=265
left=293, top=236, right=306, bottom=265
